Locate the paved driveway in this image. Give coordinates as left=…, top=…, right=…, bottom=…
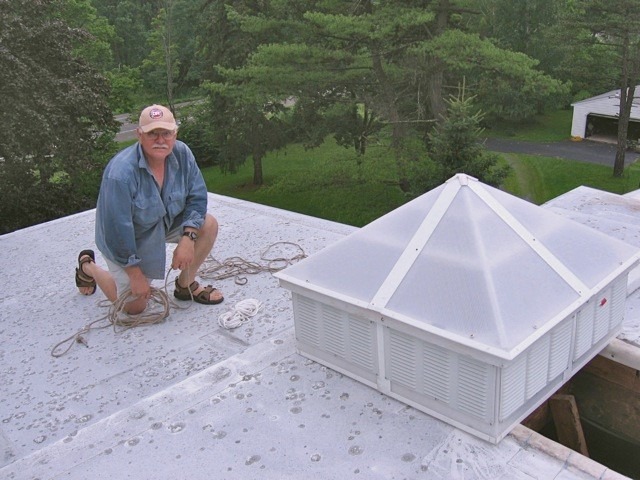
left=483, top=137, right=640, bottom=167
left=115, top=113, right=137, bottom=142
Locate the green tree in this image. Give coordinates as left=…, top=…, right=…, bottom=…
left=91, top=0, right=156, bottom=67
left=226, top=0, right=564, bottom=191
left=170, top=0, right=206, bottom=92
left=229, top=1, right=439, bottom=190
left=0, top=0, right=118, bottom=233
left=467, top=0, right=619, bottom=101
left=141, top=0, right=205, bottom=102
left=203, top=83, right=289, bottom=185
left=425, top=90, right=510, bottom=189
left=106, top=65, right=143, bottom=113
left=470, top=0, right=558, bottom=64
left=58, top=0, right=117, bottom=70
left=142, top=2, right=180, bottom=106
left=186, top=0, right=296, bottom=185
left=418, top=29, right=569, bottom=123
left=59, top=0, right=137, bottom=112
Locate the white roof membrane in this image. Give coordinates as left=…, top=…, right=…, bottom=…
left=1, top=188, right=636, bottom=479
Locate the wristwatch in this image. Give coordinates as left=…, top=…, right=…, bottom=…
left=182, top=231, right=198, bottom=242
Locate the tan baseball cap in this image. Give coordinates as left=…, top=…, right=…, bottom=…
left=138, top=104, right=177, bottom=132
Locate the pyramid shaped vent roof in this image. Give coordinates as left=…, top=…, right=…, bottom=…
left=277, top=174, right=640, bottom=358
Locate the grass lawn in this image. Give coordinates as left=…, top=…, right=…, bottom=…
left=201, top=140, right=407, bottom=226
left=486, top=109, right=574, bottom=142
left=200, top=109, right=640, bottom=226
left=502, top=153, right=640, bottom=204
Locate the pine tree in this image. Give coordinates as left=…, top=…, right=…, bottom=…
left=410, top=89, right=510, bottom=195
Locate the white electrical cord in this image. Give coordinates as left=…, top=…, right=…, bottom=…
left=217, top=299, right=263, bottom=329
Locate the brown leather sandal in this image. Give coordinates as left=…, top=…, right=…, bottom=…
left=76, top=249, right=96, bottom=295
left=174, top=278, right=224, bottom=305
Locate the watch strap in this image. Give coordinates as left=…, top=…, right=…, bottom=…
left=182, top=231, right=198, bottom=241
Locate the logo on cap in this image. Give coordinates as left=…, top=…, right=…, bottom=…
left=149, top=108, right=164, bottom=119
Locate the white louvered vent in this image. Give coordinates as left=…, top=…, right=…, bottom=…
left=500, top=319, right=573, bottom=422
left=573, top=306, right=593, bottom=361
left=293, top=293, right=377, bottom=376
left=457, top=357, right=492, bottom=420
left=526, top=338, right=550, bottom=398
left=294, top=295, right=320, bottom=347
left=323, top=305, right=346, bottom=357
left=347, top=313, right=376, bottom=371
left=610, top=277, right=626, bottom=329
left=594, top=291, right=611, bottom=345
left=500, top=356, right=526, bottom=420
left=548, top=320, right=572, bottom=379
left=277, top=174, right=640, bottom=443
left=387, top=329, right=493, bottom=420
left=388, top=329, right=418, bottom=390
left=573, top=277, right=627, bottom=363
left=422, top=342, right=451, bottom=403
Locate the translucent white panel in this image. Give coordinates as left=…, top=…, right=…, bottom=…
left=489, top=246, right=578, bottom=348
left=363, top=182, right=444, bottom=236
left=387, top=188, right=580, bottom=350
left=281, top=235, right=402, bottom=302
left=487, top=186, right=639, bottom=287
left=532, top=221, right=636, bottom=288
left=281, top=184, right=445, bottom=302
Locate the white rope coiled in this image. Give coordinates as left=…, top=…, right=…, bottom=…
left=217, top=299, right=263, bottom=329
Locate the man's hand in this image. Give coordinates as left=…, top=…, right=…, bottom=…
left=172, top=236, right=195, bottom=271
left=126, top=266, right=151, bottom=300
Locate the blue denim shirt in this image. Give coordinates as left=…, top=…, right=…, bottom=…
left=95, top=141, right=207, bottom=279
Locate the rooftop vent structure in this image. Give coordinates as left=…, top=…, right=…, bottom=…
left=275, top=174, right=640, bottom=443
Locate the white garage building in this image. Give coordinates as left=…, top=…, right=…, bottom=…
left=571, top=86, right=640, bottom=141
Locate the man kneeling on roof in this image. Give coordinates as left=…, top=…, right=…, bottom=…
left=75, top=104, right=224, bottom=314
